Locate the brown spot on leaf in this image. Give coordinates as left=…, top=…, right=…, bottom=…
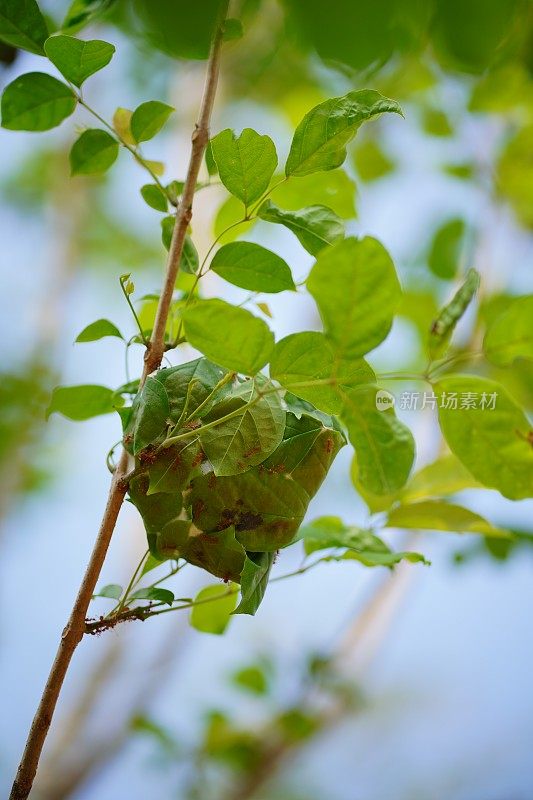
left=167, top=454, right=182, bottom=471
left=235, top=511, right=263, bottom=532
left=216, top=508, right=236, bottom=530
left=215, top=507, right=263, bottom=533
left=193, top=499, right=205, bottom=518
left=243, top=444, right=261, bottom=458
left=191, top=449, right=205, bottom=468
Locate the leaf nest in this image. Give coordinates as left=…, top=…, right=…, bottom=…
left=124, top=358, right=345, bottom=582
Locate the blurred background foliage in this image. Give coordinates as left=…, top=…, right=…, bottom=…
left=1, top=1, right=533, bottom=798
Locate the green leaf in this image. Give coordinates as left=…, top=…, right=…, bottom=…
left=130, top=714, right=178, bottom=753
left=161, top=215, right=174, bottom=250
left=95, top=583, right=122, bottom=599
left=428, top=269, right=480, bottom=358
left=155, top=359, right=227, bottom=426
left=496, top=125, right=533, bottom=229
left=127, top=377, right=170, bottom=454
left=262, top=406, right=343, bottom=475
left=162, top=218, right=198, bottom=273
left=128, top=476, right=184, bottom=552
left=427, top=218, right=466, bottom=280
left=180, top=235, right=199, bottom=274
left=232, top=665, right=269, bottom=695
left=130, top=100, right=174, bottom=143
left=145, top=159, right=165, bottom=177
left=402, top=454, right=482, bottom=503
left=140, top=553, right=164, bottom=577
left=210, top=242, right=295, bottom=293
left=199, top=378, right=286, bottom=476
left=141, top=183, right=168, bottom=212
left=285, top=89, right=402, bottom=177
left=190, top=412, right=344, bottom=552
left=161, top=216, right=198, bottom=275
left=397, top=289, right=439, bottom=340
left=205, top=141, right=217, bottom=176
left=350, top=453, right=399, bottom=513
left=468, top=64, right=533, bottom=115
left=44, top=34, right=115, bottom=87
left=443, top=163, right=475, bottom=181
left=190, top=584, right=238, bottom=634
left=341, top=385, right=415, bottom=495
left=140, top=516, right=246, bottom=584
left=434, top=375, right=533, bottom=500
left=125, top=358, right=226, bottom=454
left=387, top=501, right=511, bottom=538
left=1, top=72, right=76, bottom=131
left=234, top=552, right=275, bottom=616
left=180, top=527, right=246, bottom=584
left=256, top=302, right=272, bottom=318
left=46, top=384, right=119, bottom=421
left=166, top=180, right=184, bottom=204
left=210, top=128, right=277, bottom=209
left=307, top=237, right=401, bottom=358
left=343, top=548, right=428, bottom=568
left=270, top=331, right=374, bottom=415
left=0, top=0, right=48, bottom=54
left=483, top=295, right=533, bottom=366
left=352, top=139, right=395, bottom=182
left=62, top=0, right=118, bottom=33
left=75, top=318, right=123, bottom=342
left=299, top=516, right=371, bottom=554
left=257, top=200, right=344, bottom=256
left=181, top=299, right=274, bottom=375
left=133, top=0, right=223, bottom=60
left=222, top=18, right=243, bottom=41
left=146, top=441, right=203, bottom=495
left=271, top=168, right=356, bottom=219
left=422, top=107, right=453, bottom=137
left=130, top=587, right=175, bottom=605
left=299, top=516, right=428, bottom=566
left=70, top=129, right=119, bottom=175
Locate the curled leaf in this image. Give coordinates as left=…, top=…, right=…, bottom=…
left=428, top=268, right=480, bottom=358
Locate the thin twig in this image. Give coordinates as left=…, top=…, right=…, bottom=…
left=83, top=557, right=331, bottom=634
left=9, top=6, right=229, bottom=797
left=76, top=96, right=171, bottom=200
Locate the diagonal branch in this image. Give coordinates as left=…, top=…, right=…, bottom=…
left=144, top=9, right=227, bottom=375
left=9, top=5, right=229, bottom=798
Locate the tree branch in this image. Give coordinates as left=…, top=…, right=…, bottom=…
left=144, top=5, right=228, bottom=375
left=9, top=5, right=229, bottom=797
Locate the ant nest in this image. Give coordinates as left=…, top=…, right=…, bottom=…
left=124, top=358, right=345, bottom=581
